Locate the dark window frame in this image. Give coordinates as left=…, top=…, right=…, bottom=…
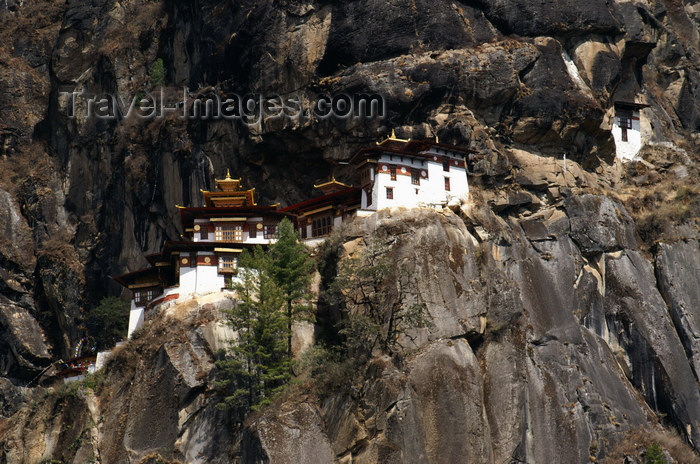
left=311, top=216, right=333, bottom=237
left=264, top=225, right=277, bottom=239
left=411, top=169, right=420, bottom=186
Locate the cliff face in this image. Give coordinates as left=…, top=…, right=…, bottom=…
left=1, top=0, right=700, bottom=461
left=2, top=202, right=699, bottom=463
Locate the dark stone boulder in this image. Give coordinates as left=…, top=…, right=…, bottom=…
left=0, top=297, right=52, bottom=378
left=470, top=0, right=623, bottom=37
left=317, top=0, right=497, bottom=75
left=564, top=194, right=638, bottom=254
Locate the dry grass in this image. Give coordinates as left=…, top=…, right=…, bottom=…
left=0, top=142, right=55, bottom=194
left=613, top=179, right=700, bottom=248
left=600, top=427, right=700, bottom=463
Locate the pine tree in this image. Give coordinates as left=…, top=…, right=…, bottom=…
left=268, top=218, right=315, bottom=358
left=215, top=248, right=290, bottom=413
left=215, top=219, right=314, bottom=414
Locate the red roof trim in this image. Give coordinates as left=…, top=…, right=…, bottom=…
left=349, top=139, right=475, bottom=164
left=113, top=266, right=161, bottom=286
left=279, top=187, right=360, bottom=213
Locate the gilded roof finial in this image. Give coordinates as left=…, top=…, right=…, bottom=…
left=435, top=134, right=439, bottom=143
left=390, top=128, right=397, bottom=139
left=226, top=169, right=231, bottom=179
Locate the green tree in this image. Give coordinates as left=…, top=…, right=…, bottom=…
left=330, top=234, right=430, bottom=357
left=644, top=442, right=667, bottom=464
left=215, top=247, right=290, bottom=413
left=150, top=58, right=165, bottom=87
left=86, top=296, right=129, bottom=350
left=215, top=219, right=315, bottom=414
left=268, top=218, right=314, bottom=358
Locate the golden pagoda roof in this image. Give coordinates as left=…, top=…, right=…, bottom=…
left=215, top=169, right=243, bottom=191
left=201, top=170, right=256, bottom=207
left=314, top=176, right=352, bottom=194
left=376, top=128, right=410, bottom=146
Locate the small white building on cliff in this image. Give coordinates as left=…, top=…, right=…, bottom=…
left=611, top=101, right=649, bottom=161
left=350, top=131, right=472, bottom=211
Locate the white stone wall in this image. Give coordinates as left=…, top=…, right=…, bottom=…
left=127, top=300, right=145, bottom=338
left=195, top=264, right=225, bottom=295
left=369, top=152, right=468, bottom=210
left=179, top=265, right=198, bottom=297
left=612, top=109, right=642, bottom=161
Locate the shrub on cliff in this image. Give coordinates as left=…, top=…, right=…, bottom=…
left=301, top=232, right=431, bottom=393
left=86, top=296, right=129, bottom=350
left=329, top=234, right=429, bottom=355
left=149, top=58, right=165, bottom=87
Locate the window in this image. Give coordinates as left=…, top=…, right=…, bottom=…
left=146, top=289, right=153, bottom=301
left=134, top=292, right=142, bottom=304
left=390, top=165, right=396, bottom=181
left=361, top=167, right=371, bottom=185
left=219, top=256, right=237, bottom=272
left=617, top=109, right=633, bottom=142
left=312, top=216, right=333, bottom=237
left=444, top=177, right=451, bottom=191
left=264, top=225, right=276, bottom=239
left=386, top=187, right=394, bottom=199
left=215, top=225, right=242, bottom=242
left=620, top=118, right=631, bottom=141
left=366, top=188, right=372, bottom=206
left=200, top=226, right=208, bottom=240
left=249, top=224, right=257, bottom=239
left=443, top=160, right=450, bottom=172
left=411, top=169, right=420, bottom=185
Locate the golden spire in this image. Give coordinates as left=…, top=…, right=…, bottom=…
left=377, top=128, right=409, bottom=145
left=435, top=134, right=439, bottom=143
left=225, top=169, right=231, bottom=179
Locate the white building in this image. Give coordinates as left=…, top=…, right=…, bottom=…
left=117, top=134, right=475, bottom=338
left=611, top=102, right=648, bottom=161
left=116, top=173, right=293, bottom=338
left=350, top=132, right=472, bottom=211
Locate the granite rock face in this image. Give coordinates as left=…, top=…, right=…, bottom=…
left=1, top=0, right=700, bottom=461
left=3, top=205, right=700, bottom=462
left=1, top=0, right=700, bottom=358
left=655, top=240, right=700, bottom=380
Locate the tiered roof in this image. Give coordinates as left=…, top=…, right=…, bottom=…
left=350, top=130, right=475, bottom=166
left=201, top=170, right=256, bottom=207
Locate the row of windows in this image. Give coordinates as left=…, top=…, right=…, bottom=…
left=219, top=255, right=238, bottom=272
left=384, top=177, right=451, bottom=199
left=312, top=216, right=333, bottom=237
left=386, top=161, right=451, bottom=182
left=215, top=225, right=242, bottom=242
left=387, top=165, right=422, bottom=185
left=134, top=289, right=157, bottom=305
left=209, top=224, right=277, bottom=242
